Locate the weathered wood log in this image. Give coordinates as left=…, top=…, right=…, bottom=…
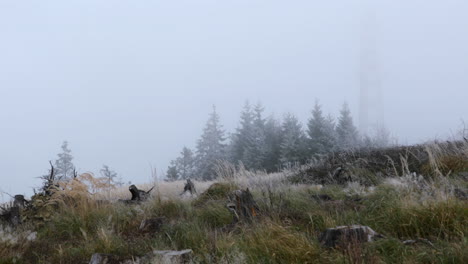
left=402, top=238, right=435, bottom=248
left=180, top=179, right=196, bottom=196
left=319, top=225, right=383, bottom=248
left=227, top=188, right=259, bottom=222
left=143, top=249, right=193, bottom=264
left=89, top=253, right=120, bottom=264
left=89, top=249, right=192, bottom=264
left=43, top=161, right=59, bottom=196
left=13, top=195, right=28, bottom=209
left=0, top=205, right=21, bottom=226
left=129, top=185, right=154, bottom=201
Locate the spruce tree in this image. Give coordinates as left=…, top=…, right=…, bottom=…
left=100, top=165, right=118, bottom=185
left=307, top=101, right=337, bottom=155
left=175, top=147, right=196, bottom=180
left=243, top=103, right=267, bottom=170
left=229, top=101, right=254, bottom=165
left=195, top=106, right=227, bottom=180
left=54, top=141, right=75, bottom=181
left=336, top=102, right=359, bottom=150
left=280, top=113, right=307, bottom=166
left=324, top=114, right=338, bottom=151
left=263, top=116, right=283, bottom=172
left=166, top=161, right=179, bottom=181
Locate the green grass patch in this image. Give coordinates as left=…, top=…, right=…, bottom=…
left=239, top=222, right=323, bottom=264
left=196, top=200, right=233, bottom=228
left=193, top=182, right=238, bottom=207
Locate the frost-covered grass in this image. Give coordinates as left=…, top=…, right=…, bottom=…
left=93, top=179, right=216, bottom=201
left=1, top=142, right=467, bottom=263
left=2, top=176, right=466, bottom=263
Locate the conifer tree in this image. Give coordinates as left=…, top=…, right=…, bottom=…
left=263, top=116, right=283, bottom=172
left=307, top=101, right=337, bottom=155
left=336, top=102, right=359, bottom=150
left=175, top=147, right=196, bottom=180
left=54, top=141, right=75, bottom=181
left=100, top=165, right=118, bottom=186
left=195, top=106, right=227, bottom=180
left=280, top=113, right=307, bottom=166
left=243, top=103, right=268, bottom=170
left=229, top=101, right=254, bottom=165
left=166, top=161, right=179, bottom=181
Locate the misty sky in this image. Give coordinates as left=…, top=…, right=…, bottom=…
left=1, top=0, right=467, bottom=199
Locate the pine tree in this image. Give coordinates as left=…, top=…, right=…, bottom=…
left=307, top=101, right=337, bottom=155
left=243, top=103, right=268, bottom=170
left=336, top=102, right=359, bottom=150
left=324, top=114, right=338, bottom=150
left=280, top=113, right=307, bottom=166
left=263, top=116, right=283, bottom=172
left=166, top=161, right=179, bottom=181
left=195, top=106, right=227, bottom=180
left=175, top=147, right=196, bottom=180
left=54, top=141, right=75, bottom=181
left=252, top=102, right=266, bottom=131
left=100, top=165, right=118, bottom=187
left=229, top=101, right=254, bottom=165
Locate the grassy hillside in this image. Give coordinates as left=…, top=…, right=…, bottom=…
left=1, top=141, right=467, bottom=264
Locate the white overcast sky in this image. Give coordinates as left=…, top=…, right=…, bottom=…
left=1, top=0, right=467, bottom=199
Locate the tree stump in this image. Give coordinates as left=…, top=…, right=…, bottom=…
left=0, top=205, right=21, bottom=227
left=89, top=253, right=120, bottom=264
left=129, top=185, right=154, bottom=201
left=13, top=195, right=28, bottom=209
left=146, top=249, right=193, bottom=264
left=227, top=188, right=259, bottom=222
left=319, top=225, right=383, bottom=248
left=180, top=179, right=196, bottom=196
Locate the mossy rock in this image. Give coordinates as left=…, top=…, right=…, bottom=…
left=193, top=183, right=237, bottom=207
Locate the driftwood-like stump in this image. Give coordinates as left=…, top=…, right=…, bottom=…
left=89, top=253, right=120, bottom=264
left=319, top=225, right=383, bottom=248
left=0, top=205, right=21, bottom=227
left=147, top=249, right=193, bottom=264
left=13, top=195, right=28, bottom=209
left=227, top=188, right=259, bottom=222
left=129, top=185, right=154, bottom=201
left=180, top=179, right=196, bottom=196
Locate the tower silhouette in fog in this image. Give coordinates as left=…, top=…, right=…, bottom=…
left=359, top=0, right=384, bottom=136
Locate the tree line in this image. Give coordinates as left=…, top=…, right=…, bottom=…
left=41, top=141, right=125, bottom=186
left=166, top=101, right=392, bottom=181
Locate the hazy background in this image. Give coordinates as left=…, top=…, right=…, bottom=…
left=1, top=0, right=467, bottom=199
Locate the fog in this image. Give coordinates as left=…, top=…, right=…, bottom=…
left=1, top=0, right=467, bottom=199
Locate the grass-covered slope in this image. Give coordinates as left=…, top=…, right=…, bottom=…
left=1, top=141, right=467, bottom=264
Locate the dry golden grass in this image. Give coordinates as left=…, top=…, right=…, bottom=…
left=1, top=141, right=467, bottom=264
